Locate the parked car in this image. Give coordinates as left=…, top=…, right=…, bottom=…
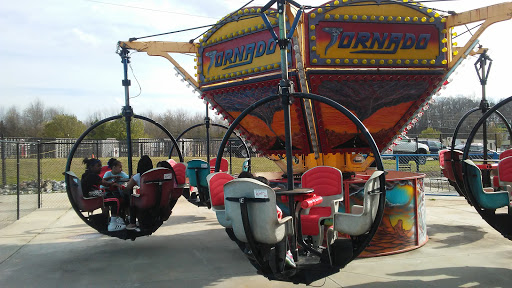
left=419, top=140, right=443, bottom=155
left=453, top=143, right=499, bottom=159
left=393, top=137, right=430, bottom=164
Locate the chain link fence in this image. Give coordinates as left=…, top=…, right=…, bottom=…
left=3, top=137, right=497, bottom=228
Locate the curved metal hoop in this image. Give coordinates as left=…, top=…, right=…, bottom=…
left=64, top=114, right=182, bottom=230
left=214, top=92, right=386, bottom=260
left=462, top=96, right=512, bottom=211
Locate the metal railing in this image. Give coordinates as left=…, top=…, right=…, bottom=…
left=3, top=137, right=487, bottom=228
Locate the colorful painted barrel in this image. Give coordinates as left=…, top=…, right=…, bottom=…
left=347, top=170, right=427, bottom=257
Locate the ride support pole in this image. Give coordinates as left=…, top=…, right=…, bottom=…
left=16, top=142, right=20, bottom=220
left=120, top=48, right=134, bottom=176
left=1, top=134, right=6, bottom=187
left=37, top=140, right=41, bottom=209
left=205, top=103, right=211, bottom=165
left=475, top=50, right=492, bottom=187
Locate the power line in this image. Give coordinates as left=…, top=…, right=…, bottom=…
left=84, top=0, right=221, bottom=20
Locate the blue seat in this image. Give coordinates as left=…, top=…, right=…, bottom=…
left=186, top=159, right=211, bottom=205
left=186, top=159, right=209, bottom=188
left=464, top=160, right=509, bottom=210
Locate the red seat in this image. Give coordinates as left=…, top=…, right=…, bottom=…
left=65, top=171, right=103, bottom=213
left=300, top=166, right=343, bottom=247
left=171, top=162, right=187, bottom=186
left=99, top=166, right=111, bottom=178
left=210, top=157, right=229, bottom=173
left=167, top=159, right=177, bottom=166
left=499, top=156, right=512, bottom=183
left=440, top=150, right=463, bottom=182
left=207, top=172, right=234, bottom=208
left=131, top=167, right=177, bottom=221
left=206, top=172, right=234, bottom=228
left=500, top=149, right=512, bottom=160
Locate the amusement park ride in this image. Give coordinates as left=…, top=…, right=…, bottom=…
left=64, top=0, right=512, bottom=283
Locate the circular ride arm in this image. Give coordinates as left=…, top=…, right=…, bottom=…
left=168, top=123, right=251, bottom=163
left=131, top=115, right=183, bottom=162
left=65, top=114, right=182, bottom=223
left=65, top=115, right=122, bottom=222
left=215, top=92, right=386, bottom=261
left=462, top=95, right=512, bottom=211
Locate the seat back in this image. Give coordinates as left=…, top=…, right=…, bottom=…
left=438, top=149, right=447, bottom=169
left=464, top=160, right=509, bottom=210
left=186, top=159, right=209, bottom=188
left=171, top=162, right=187, bottom=186
left=224, top=178, right=289, bottom=244
left=499, top=149, right=512, bottom=160
left=99, top=166, right=111, bottom=178
left=206, top=172, right=234, bottom=209
left=65, top=171, right=103, bottom=212
left=334, top=171, right=383, bottom=236
left=498, top=156, right=512, bottom=183
left=210, top=157, right=229, bottom=173
left=135, top=167, right=177, bottom=210
left=301, top=166, right=343, bottom=206
left=441, top=150, right=463, bottom=182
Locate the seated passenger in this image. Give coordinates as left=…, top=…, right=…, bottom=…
left=81, top=158, right=124, bottom=231
left=102, top=158, right=129, bottom=189
left=102, top=158, right=130, bottom=229
left=124, top=155, right=153, bottom=230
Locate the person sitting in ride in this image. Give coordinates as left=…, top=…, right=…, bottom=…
left=102, top=158, right=130, bottom=230
left=102, top=158, right=129, bottom=188
left=124, top=155, right=153, bottom=231
left=81, top=158, right=125, bottom=231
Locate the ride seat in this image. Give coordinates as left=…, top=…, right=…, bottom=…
left=206, top=172, right=234, bottom=227
left=224, top=178, right=293, bottom=244
left=186, top=159, right=210, bottom=205
left=170, top=162, right=187, bottom=191
left=131, top=167, right=177, bottom=221
left=332, top=170, right=384, bottom=236
left=65, top=171, right=103, bottom=213
left=440, top=149, right=463, bottom=182
left=464, top=160, right=509, bottom=210
left=210, top=157, right=229, bottom=173
left=300, top=166, right=344, bottom=247
left=99, top=166, right=111, bottom=178
left=498, top=156, right=512, bottom=192
left=499, top=149, right=512, bottom=160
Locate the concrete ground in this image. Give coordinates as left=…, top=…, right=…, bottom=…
left=1, top=195, right=511, bottom=288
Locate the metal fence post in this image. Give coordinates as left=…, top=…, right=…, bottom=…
left=1, top=135, right=5, bottom=187
left=16, top=142, right=20, bottom=220
left=37, top=140, right=41, bottom=208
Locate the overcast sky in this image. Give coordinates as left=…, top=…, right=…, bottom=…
left=1, top=0, right=511, bottom=121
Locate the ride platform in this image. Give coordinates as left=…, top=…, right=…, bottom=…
left=1, top=195, right=511, bottom=287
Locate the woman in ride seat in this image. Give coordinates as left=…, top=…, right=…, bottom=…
left=123, top=155, right=153, bottom=230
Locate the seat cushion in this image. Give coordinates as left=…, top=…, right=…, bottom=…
left=301, top=207, right=332, bottom=236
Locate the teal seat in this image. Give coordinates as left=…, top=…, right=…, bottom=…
left=186, top=159, right=210, bottom=188
left=464, top=160, right=509, bottom=210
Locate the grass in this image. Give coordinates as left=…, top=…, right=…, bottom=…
left=0, top=154, right=444, bottom=186
left=0, top=156, right=281, bottom=185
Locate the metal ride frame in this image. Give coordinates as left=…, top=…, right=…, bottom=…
left=207, top=0, right=385, bottom=276
left=448, top=51, right=512, bottom=197
left=462, top=96, right=512, bottom=239
left=167, top=102, right=251, bottom=169
left=64, top=50, right=186, bottom=239
left=112, top=0, right=512, bottom=277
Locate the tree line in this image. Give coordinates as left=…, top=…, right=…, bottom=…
left=1, top=96, right=510, bottom=141
left=0, top=100, right=227, bottom=140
